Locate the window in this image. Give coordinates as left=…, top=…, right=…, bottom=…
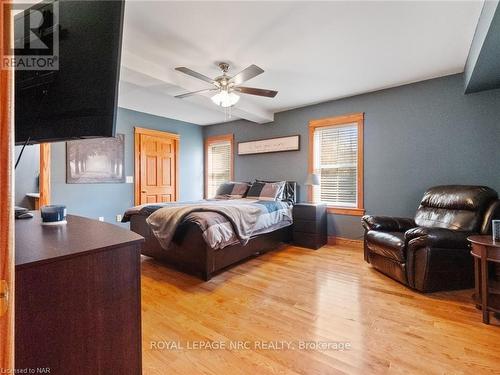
left=309, top=113, right=364, bottom=216
left=205, top=134, right=234, bottom=198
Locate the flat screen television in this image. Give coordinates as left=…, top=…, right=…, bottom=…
left=15, top=0, right=125, bottom=145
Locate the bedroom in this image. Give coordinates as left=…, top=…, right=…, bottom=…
left=2, top=0, right=500, bottom=374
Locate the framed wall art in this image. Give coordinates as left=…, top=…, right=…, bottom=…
left=66, top=134, right=125, bottom=183
left=237, top=135, right=300, bottom=155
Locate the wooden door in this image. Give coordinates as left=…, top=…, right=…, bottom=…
left=0, top=0, right=14, bottom=370
left=134, top=127, right=179, bottom=205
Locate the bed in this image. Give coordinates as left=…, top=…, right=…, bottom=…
left=123, top=181, right=296, bottom=280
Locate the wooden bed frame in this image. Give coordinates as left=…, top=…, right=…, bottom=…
left=130, top=216, right=291, bottom=280
left=129, top=182, right=297, bottom=280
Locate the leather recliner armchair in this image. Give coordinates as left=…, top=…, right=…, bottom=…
left=362, top=185, right=500, bottom=292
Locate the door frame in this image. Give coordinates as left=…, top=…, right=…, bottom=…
left=134, top=127, right=180, bottom=206
left=38, top=143, right=51, bottom=208
left=0, top=0, right=14, bottom=370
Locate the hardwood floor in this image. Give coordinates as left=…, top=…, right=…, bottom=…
left=141, top=244, right=500, bottom=375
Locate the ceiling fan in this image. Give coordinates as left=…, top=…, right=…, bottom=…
left=174, top=62, right=278, bottom=108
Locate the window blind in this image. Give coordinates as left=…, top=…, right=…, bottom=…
left=313, top=123, right=358, bottom=206
left=206, top=140, right=231, bottom=198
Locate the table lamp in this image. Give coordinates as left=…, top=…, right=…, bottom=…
left=304, top=173, right=320, bottom=203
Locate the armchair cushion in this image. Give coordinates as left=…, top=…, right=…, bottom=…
left=365, top=231, right=406, bottom=262
left=405, top=227, right=471, bottom=250
left=362, top=215, right=416, bottom=232
left=414, top=185, right=498, bottom=232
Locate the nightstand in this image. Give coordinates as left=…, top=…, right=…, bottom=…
left=292, top=203, right=327, bottom=249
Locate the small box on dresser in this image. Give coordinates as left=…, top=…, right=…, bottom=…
left=292, top=203, right=327, bottom=249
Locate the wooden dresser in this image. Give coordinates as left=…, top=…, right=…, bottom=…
left=15, top=213, right=144, bottom=375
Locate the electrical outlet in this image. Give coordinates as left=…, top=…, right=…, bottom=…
left=98, top=216, right=104, bottom=222
left=126, top=176, right=134, bottom=184
left=116, top=214, right=122, bottom=222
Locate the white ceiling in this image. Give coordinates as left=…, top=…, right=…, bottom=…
left=119, top=1, right=484, bottom=125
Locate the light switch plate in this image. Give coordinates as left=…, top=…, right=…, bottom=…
left=98, top=217, right=104, bottom=222
left=126, top=176, right=134, bottom=184
left=116, top=214, right=122, bottom=222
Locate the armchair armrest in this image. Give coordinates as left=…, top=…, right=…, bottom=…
left=405, top=227, right=471, bottom=249
left=361, top=215, right=416, bottom=232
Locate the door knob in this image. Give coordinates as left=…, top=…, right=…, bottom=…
left=0, top=280, right=9, bottom=317
left=141, top=190, right=147, bottom=193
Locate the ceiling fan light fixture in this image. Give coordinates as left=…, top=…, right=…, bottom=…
left=211, top=90, right=240, bottom=108
left=175, top=63, right=277, bottom=105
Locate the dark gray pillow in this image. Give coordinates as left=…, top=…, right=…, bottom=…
left=247, top=181, right=286, bottom=201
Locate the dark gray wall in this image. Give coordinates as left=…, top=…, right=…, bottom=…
left=464, top=0, right=500, bottom=93
left=51, top=107, right=204, bottom=224
left=15, top=144, right=39, bottom=209
left=204, top=73, right=500, bottom=239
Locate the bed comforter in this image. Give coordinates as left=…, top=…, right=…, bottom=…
left=122, top=199, right=292, bottom=250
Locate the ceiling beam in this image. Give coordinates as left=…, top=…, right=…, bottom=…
left=120, top=50, right=274, bottom=124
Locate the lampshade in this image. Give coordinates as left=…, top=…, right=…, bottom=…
left=211, top=90, right=240, bottom=108
left=304, top=173, right=320, bottom=186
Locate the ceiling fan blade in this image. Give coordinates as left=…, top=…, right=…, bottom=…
left=234, top=86, right=278, bottom=98
left=175, top=67, right=216, bottom=85
left=230, top=65, right=264, bottom=85
left=175, top=88, right=216, bottom=99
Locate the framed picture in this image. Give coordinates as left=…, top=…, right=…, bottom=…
left=66, top=134, right=125, bottom=184
left=493, top=220, right=500, bottom=242
left=237, top=135, right=300, bottom=155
